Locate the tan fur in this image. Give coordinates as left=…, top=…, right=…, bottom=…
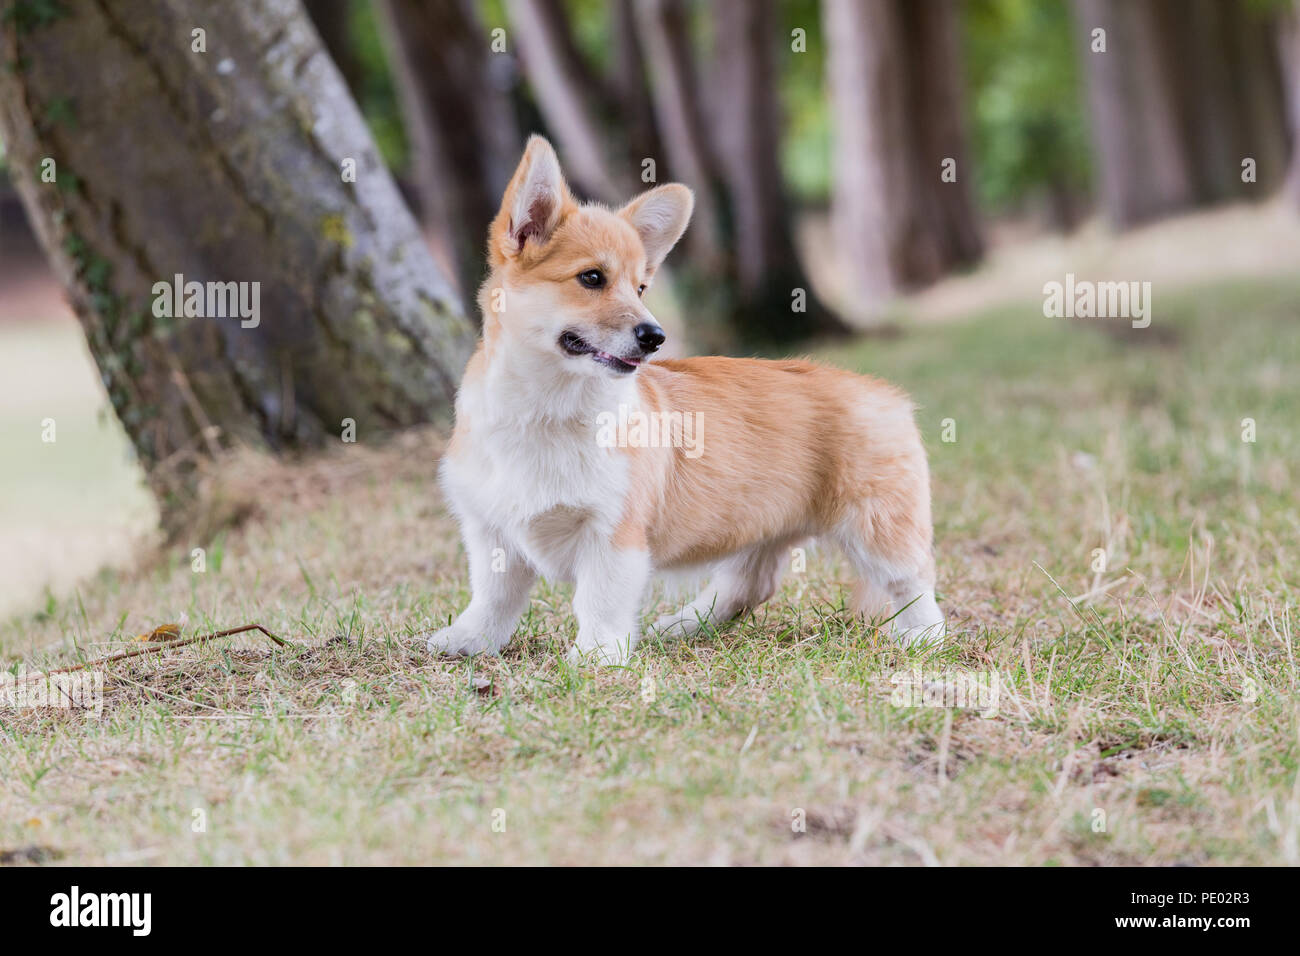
left=627, top=357, right=932, bottom=578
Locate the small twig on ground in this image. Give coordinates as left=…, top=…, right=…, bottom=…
left=22, top=624, right=289, bottom=679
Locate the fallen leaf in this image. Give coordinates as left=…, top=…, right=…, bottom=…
left=133, top=611, right=188, bottom=642
left=134, top=621, right=183, bottom=643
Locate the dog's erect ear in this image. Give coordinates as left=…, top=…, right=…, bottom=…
left=495, top=135, right=571, bottom=258
left=619, top=184, right=694, bottom=273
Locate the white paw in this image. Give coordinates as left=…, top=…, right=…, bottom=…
left=650, top=613, right=695, bottom=640
left=424, top=623, right=500, bottom=657
left=565, top=641, right=633, bottom=667
left=652, top=607, right=720, bottom=641
left=891, top=619, right=946, bottom=649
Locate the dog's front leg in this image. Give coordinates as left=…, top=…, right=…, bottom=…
left=566, top=546, right=651, bottom=666
left=427, top=516, right=536, bottom=657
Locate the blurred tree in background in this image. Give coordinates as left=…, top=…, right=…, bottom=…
left=372, top=0, right=520, bottom=303
left=825, top=0, right=985, bottom=305
left=1073, top=0, right=1291, bottom=226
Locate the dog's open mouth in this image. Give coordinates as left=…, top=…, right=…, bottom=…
left=558, top=331, right=642, bottom=373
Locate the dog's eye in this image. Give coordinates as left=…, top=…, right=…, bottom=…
left=578, top=269, right=605, bottom=289
left=637, top=284, right=647, bottom=297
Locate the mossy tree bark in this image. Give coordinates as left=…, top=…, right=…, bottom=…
left=0, top=0, right=475, bottom=519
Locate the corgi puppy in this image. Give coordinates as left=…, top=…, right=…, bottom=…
left=427, top=136, right=944, bottom=665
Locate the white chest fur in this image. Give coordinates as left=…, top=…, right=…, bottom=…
left=441, top=356, right=637, bottom=580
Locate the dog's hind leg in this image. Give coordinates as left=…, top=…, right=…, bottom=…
left=652, top=541, right=789, bottom=640
left=836, top=501, right=945, bottom=649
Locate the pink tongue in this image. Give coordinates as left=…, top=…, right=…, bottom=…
left=596, top=350, right=639, bottom=365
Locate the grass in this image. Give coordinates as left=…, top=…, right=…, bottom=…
left=1, top=277, right=1298, bottom=865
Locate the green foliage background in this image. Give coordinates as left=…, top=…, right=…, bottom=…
left=963, top=0, right=1092, bottom=212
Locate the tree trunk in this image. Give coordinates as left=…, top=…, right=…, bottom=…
left=634, top=0, right=726, bottom=266
left=0, top=0, right=475, bottom=518
left=710, top=0, right=801, bottom=319
left=825, top=0, right=906, bottom=302
left=375, top=0, right=520, bottom=302
left=824, top=0, right=984, bottom=306
left=1072, top=0, right=1196, bottom=227
left=901, top=1, right=984, bottom=276
left=505, top=0, right=627, bottom=200
left=609, top=0, right=664, bottom=174
left=502, top=0, right=663, bottom=202
left=703, top=0, right=847, bottom=343
left=1073, top=0, right=1290, bottom=228
left=1151, top=0, right=1289, bottom=203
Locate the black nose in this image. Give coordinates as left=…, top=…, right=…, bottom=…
left=634, top=322, right=665, bottom=353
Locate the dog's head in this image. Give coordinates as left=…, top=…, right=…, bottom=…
left=480, top=135, right=693, bottom=376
